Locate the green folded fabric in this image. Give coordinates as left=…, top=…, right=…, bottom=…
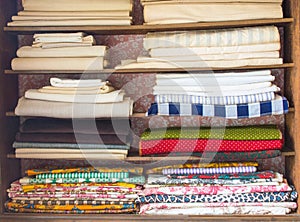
left=141, top=125, right=282, bottom=141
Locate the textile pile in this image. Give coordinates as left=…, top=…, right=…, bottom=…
left=6, top=167, right=145, bottom=213
left=137, top=162, right=297, bottom=215
left=139, top=125, right=284, bottom=160
left=116, top=26, right=283, bottom=69
left=8, top=0, right=132, bottom=26
left=12, top=32, right=107, bottom=71
left=141, top=0, right=283, bottom=25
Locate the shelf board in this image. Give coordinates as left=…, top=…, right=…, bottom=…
left=7, top=149, right=295, bottom=161
left=3, top=18, right=294, bottom=34
left=4, top=63, right=295, bottom=75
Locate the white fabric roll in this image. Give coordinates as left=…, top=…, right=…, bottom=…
left=15, top=97, right=133, bottom=118
left=11, top=57, right=104, bottom=71
left=22, top=0, right=132, bottom=11
left=144, top=26, right=279, bottom=50
left=143, top=3, right=282, bottom=24
left=17, top=46, right=107, bottom=58
left=24, top=89, right=124, bottom=103
left=149, top=43, right=281, bottom=57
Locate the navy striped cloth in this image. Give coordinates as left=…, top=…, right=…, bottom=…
left=146, top=95, right=288, bottom=119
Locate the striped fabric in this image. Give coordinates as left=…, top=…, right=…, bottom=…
left=154, top=92, right=275, bottom=105
left=162, top=166, right=257, bottom=175
left=36, top=172, right=130, bottom=179
left=146, top=95, right=288, bottom=118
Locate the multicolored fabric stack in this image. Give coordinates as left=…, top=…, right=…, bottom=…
left=139, top=125, right=283, bottom=160
left=6, top=167, right=145, bottom=214
left=136, top=162, right=297, bottom=215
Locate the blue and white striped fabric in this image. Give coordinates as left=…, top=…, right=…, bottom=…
left=146, top=95, right=288, bottom=119
left=155, top=92, right=275, bottom=105
left=162, top=166, right=257, bottom=175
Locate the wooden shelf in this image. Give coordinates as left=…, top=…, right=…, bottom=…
left=4, top=64, right=295, bottom=75
left=3, top=18, right=294, bottom=35
left=1, top=213, right=300, bottom=221
left=7, top=149, right=295, bottom=161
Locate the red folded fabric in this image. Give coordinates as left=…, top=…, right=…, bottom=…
left=139, top=139, right=283, bottom=156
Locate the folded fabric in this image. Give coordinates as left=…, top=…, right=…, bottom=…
left=33, top=42, right=93, bottom=49
left=22, top=0, right=132, bottom=11
left=19, top=118, right=130, bottom=135
left=116, top=58, right=283, bottom=69
left=7, top=19, right=131, bottom=26
left=147, top=162, right=258, bottom=174
left=144, top=26, right=279, bottom=50
left=11, top=57, right=104, bottom=70
left=15, top=148, right=128, bottom=155
left=15, top=132, right=128, bottom=145
left=33, top=32, right=85, bottom=42
left=50, top=78, right=103, bottom=88
left=15, top=152, right=128, bottom=160
left=140, top=206, right=292, bottom=215
left=139, top=51, right=280, bottom=62
left=155, top=92, right=275, bottom=105
left=153, top=85, right=280, bottom=97
left=35, top=171, right=130, bottom=179
left=15, top=97, right=133, bottom=118
left=141, top=125, right=282, bottom=141
left=18, top=10, right=131, bottom=17
left=19, top=176, right=146, bottom=185
left=24, top=89, right=124, bottom=103
left=143, top=3, right=282, bottom=24
left=139, top=139, right=283, bottom=156
left=141, top=0, right=283, bottom=4
left=13, top=142, right=130, bottom=149
left=136, top=191, right=297, bottom=204
left=17, top=46, right=106, bottom=58
left=12, top=16, right=132, bottom=21
left=156, top=70, right=272, bottom=78
left=149, top=43, right=280, bottom=57
left=146, top=95, right=289, bottom=118
left=25, top=166, right=143, bottom=176
left=146, top=150, right=282, bottom=161
left=139, top=202, right=296, bottom=215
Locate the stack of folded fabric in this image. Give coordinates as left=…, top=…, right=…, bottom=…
left=12, top=32, right=107, bottom=71
left=139, top=125, right=284, bottom=160
left=6, top=166, right=145, bottom=214
left=14, top=77, right=133, bottom=118
left=7, top=0, right=132, bottom=26
left=141, top=0, right=283, bottom=25
left=13, top=117, right=131, bottom=159
left=146, top=70, right=288, bottom=118
left=137, top=162, right=297, bottom=215
left=115, top=26, right=283, bottom=69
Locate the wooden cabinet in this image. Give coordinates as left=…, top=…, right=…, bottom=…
left=0, top=0, right=299, bottom=221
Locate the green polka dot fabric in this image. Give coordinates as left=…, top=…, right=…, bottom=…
left=141, top=125, right=281, bottom=141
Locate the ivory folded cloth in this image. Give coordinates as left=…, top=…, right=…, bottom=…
left=143, top=3, right=282, bottom=24
left=155, top=75, right=275, bottom=86
left=115, top=58, right=283, bottom=69
left=18, top=11, right=131, bottom=17
left=17, top=46, right=106, bottom=58
left=138, top=52, right=280, bottom=62
left=50, top=78, right=104, bottom=88
left=141, top=0, right=283, bottom=3
left=15, top=97, right=133, bottom=118
left=24, top=89, right=124, bottom=103
left=149, top=43, right=280, bottom=57
left=38, top=86, right=115, bottom=95
left=22, top=0, right=132, bottom=11
left=33, top=32, right=85, bottom=42
left=7, top=19, right=131, bottom=26
left=143, top=26, right=279, bottom=50
left=11, top=57, right=104, bottom=70
left=153, top=82, right=272, bottom=93
left=12, top=16, right=132, bottom=21
left=156, top=71, right=272, bottom=79
left=153, top=85, right=280, bottom=97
